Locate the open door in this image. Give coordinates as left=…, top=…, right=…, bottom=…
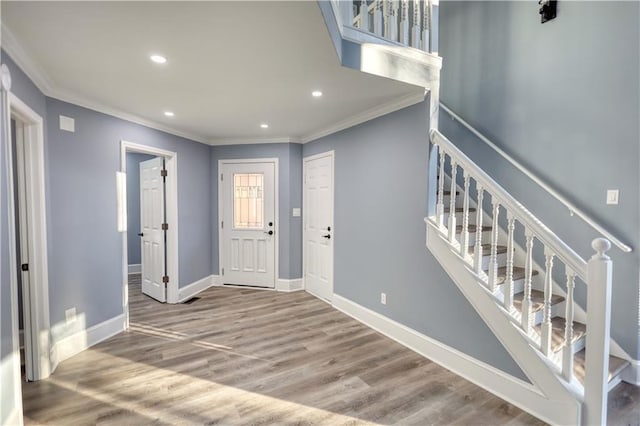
left=139, top=157, right=166, bottom=302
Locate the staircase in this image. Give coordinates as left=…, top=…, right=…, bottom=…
left=426, top=128, right=630, bottom=425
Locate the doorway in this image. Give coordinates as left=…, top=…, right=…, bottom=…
left=120, top=141, right=179, bottom=327
left=303, top=151, right=334, bottom=302
left=7, top=92, right=51, bottom=385
left=219, top=159, right=278, bottom=288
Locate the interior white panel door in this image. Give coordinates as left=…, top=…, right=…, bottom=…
left=221, top=162, right=275, bottom=288
left=140, top=157, right=166, bottom=302
left=304, top=153, right=334, bottom=301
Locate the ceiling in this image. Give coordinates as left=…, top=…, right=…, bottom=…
left=1, top=1, right=423, bottom=145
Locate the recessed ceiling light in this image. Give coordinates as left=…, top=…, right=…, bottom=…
left=150, top=54, right=167, bottom=64
left=312, top=90, right=323, bottom=97
left=260, top=123, right=269, bottom=129
left=164, top=111, right=175, bottom=117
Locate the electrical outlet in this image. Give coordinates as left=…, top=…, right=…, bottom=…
left=606, top=189, right=619, bottom=205
left=65, top=307, right=76, bottom=324
left=380, top=292, right=387, bottom=305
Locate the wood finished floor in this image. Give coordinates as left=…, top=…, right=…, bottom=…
left=21, top=275, right=639, bottom=425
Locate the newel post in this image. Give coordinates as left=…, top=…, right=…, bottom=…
left=583, top=238, right=612, bottom=426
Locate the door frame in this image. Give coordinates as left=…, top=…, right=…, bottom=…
left=302, top=150, right=335, bottom=302
left=7, top=92, right=52, bottom=383
left=120, top=141, right=179, bottom=322
left=218, top=158, right=279, bottom=288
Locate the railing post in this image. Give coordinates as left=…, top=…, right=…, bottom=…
left=421, top=0, right=430, bottom=52
left=473, top=186, right=484, bottom=274
left=373, top=0, right=383, bottom=36
left=436, top=148, right=445, bottom=226
left=359, top=0, right=369, bottom=32
left=521, top=229, right=534, bottom=333
left=447, top=161, right=458, bottom=243
left=410, top=0, right=421, bottom=49
left=487, top=200, right=500, bottom=292
left=583, top=238, right=613, bottom=426
left=399, top=0, right=409, bottom=45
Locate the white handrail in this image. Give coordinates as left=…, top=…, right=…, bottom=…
left=440, top=103, right=632, bottom=253
left=431, top=129, right=589, bottom=279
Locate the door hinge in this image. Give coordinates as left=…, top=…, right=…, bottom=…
left=221, top=220, right=224, bottom=229
left=161, top=169, right=168, bottom=177
left=220, top=173, right=223, bottom=181
left=222, top=268, right=224, bottom=276
left=162, top=275, right=169, bottom=284
left=21, top=263, right=29, bottom=272
left=162, top=223, right=169, bottom=231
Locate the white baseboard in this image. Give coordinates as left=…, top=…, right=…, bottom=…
left=332, top=294, right=580, bottom=426
left=127, top=264, right=141, bottom=274
left=178, top=274, right=219, bottom=302
left=50, top=314, right=125, bottom=372
left=276, top=278, right=304, bottom=292
left=621, top=359, right=640, bottom=385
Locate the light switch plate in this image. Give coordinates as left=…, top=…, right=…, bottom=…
left=59, top=115, right=75, bottom=132
left=292, top=208, right=301, bottom=217
left=606, top=189, right=619, bottom=205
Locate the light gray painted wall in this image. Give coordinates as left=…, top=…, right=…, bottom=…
left=126, top=153, right=155, bottom=265
left=303, top=99, right=526, bottom=380
left=440, top=1, right=640, bottom=359
left=210, top=143, right=303, bottom=280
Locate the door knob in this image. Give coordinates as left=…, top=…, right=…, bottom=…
left=265, top=230, right=274, bottom=235
left=326, top=226, right=331, bottom=231
left=322, top=234, right=331, bottom=239
left=137, top=233, right=144, bottom=237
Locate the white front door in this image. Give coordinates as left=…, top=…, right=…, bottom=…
left=220, top=161, right=276, bottom=288
left=140, top=157, right=166, bottom=302
left=304, top=152, right=334, bottom=301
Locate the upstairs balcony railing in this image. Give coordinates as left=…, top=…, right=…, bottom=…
left=333, top=0, right=439, bottom=54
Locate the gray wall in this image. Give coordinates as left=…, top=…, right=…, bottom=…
left=439, top=1, right=640, bottom=359
left=126, top=153, right=155, bottom=265
left=210, top=143, right=303, bottom=280
left=303, top=99, right=526, bottom=379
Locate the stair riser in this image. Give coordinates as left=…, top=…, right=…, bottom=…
left=478, top=252, right=507, bottom=271
left=455, top=231, right=492, bottom=247
left=531, top=303, right=564, bottom=326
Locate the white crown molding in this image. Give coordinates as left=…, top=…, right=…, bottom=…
left=300, top=90, right=426, bottom=144
left=2, top=24, right=210, bottom=145
left=209, top=136, right=301, bottom=146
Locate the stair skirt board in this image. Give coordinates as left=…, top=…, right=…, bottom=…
left=332, top=294, right=581, bottom=426
left=426, top=221, right=583, bottom=424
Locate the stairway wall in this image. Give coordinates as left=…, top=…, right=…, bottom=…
left=304, top=98, right=526, bottom=380
left=439, top=1, right=640, bottom=360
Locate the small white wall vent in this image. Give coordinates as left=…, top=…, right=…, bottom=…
left=59, top=115, right=75, bottom=132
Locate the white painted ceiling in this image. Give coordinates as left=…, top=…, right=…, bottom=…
left=1, top=1, right=422, bottom=144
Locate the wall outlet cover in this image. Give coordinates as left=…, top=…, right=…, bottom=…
left=606, top=189, right=619, bottom=205
left=380, top=292, right=387, bottom=305
left=292, top=208, right=301, bottom=217
left=59, top=115, right=75, bottom=132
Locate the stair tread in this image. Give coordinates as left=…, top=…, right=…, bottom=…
left=513, top=290, right=564, bottom=313
left=535, top=317, right=586, bottom=353
left=573, top=349, right=629, bottom=385
left=456, top=224, right=492, bottom=233
left=484, top=266, right=540, bottom=284
left=470, top=244, right=508, bottom=255
left=444, top=207, right=476, bottom=213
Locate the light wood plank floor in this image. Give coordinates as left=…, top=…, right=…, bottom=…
left=21, top=275, right=638, bottom=425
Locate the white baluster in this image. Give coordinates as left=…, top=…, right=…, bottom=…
left=487, top=200, right=500, bottom=292
left=382, top=0, right=391, bottom=39
left=460, top=172, right=471, bottom=258
left=562, top=269, right=576, bottom=381
left=473, top=186, right=484, bottom=274
left=521, top=230, right=534, bottom=333
left=411, top=0, right=421, bottom=48
left=436, top=148, right=445, bottom=226
left=373, top=0, right=383, bottom=36
left=584, top=238, right=613, bottom=426
left=541, top=248, right=555, bottom=356
left=422, top=0, right=431, bottom=52
left=359, top=0, right=370, bottom=32
left=389, top=1, right=399, bottom=41
left=503, top=213, right=515, bottom=311
left=447, top=161, right=458, bottom=243
left=399, top=0, right=409, bottom=45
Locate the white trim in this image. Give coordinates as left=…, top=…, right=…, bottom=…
left=7, top=92, right=52, bottom=382
left=301, top=92, right=425, bottom=143
left=128, top=264, right=141, bottom=274
left=218, top=158, right=279, bottom=290
left=209, top=137, right=300, bottom=146
left=302, top=151, right=335, bottom=302
left=621, top=359, right=640, bottom=386
left=276, top=278, right=305, bottom=292
left=120, top=141, right=180, bottom=322
left=332, top=294, right=581, bottom=426
left=5, top=407, right=22, bottom=426
left=178, top=275, right=219, bottom=302
left=50, top=314, right=125, bottom=371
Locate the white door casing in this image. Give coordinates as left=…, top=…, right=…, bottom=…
left=303, top=151, right=334, bottom=302
left=140, top=157, right=166, bottom=302
left=220, top=160, right=276, bottom=288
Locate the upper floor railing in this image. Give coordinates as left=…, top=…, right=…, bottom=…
left=332, top=0, right=439, bottom=54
